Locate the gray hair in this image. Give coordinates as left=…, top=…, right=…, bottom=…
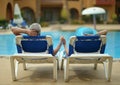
left=29, top=23, right=41, bottom=34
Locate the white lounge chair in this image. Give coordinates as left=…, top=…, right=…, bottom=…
left=63, top=36, right=113, bottom=82
left=10, top=35, right=57, bottom=81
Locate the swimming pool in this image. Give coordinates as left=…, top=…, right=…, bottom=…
left=105, top=31, right=120, bottom=59
left=0, top=31, right=75, bottom=55
left=0, top=30, right=120, bottom=59
left=0, top=34, right=17, bottom=55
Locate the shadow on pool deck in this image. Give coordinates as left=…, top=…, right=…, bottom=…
left=0, top=57, right=120, bottom=85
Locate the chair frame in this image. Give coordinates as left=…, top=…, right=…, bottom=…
left=10, top=35, right=57, bottom=81
left=63, top=36, right=113, bottom=82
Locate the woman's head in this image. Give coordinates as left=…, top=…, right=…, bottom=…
left=75, top=27, right=97, bottom=36
left=83, top=28, right=94, bottom=35
left=29, top=23, right=41, bottom=35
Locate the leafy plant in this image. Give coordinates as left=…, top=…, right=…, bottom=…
left=60, top=8, right=69, bottom=23
left=40, top=22, right=49, bottom=27
left=111, top=14, right=118, bottom=24
left=0, top=19, right=8, bottom=29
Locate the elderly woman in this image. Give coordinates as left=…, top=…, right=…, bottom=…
left=61, top=29, right=107, bottom=55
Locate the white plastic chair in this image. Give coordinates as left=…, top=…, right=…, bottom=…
left=10, top=35, right=57, bottom=81
left=63, top=36, right=113, bottom=82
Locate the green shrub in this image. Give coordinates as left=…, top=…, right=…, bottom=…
left=39, top=17, right=49, bottom=27
left=59, top=18, right=67, bottom=24
left=0, top=19, right=8, bottom=29
left=61, top=8, right=68, bottom=20
left=60, top=8, right=69, bottom=23
left=111, top=14, right=118, bottom=24
left=40, top=22, right=49, bottom=27
left=81, top=15, right=92, bottom=23
left=71, top=19, right=85, bottom=25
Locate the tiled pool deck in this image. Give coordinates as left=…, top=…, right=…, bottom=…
left=0, top=57, right=120, bottom=85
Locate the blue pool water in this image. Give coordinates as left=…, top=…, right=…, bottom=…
left=105, top=31, right=120, bottom=59
left=0, top=34, right=17, bottom=55
left=0, top=31, right=75, bottom=55
left=0, top=30, right=120, bottom=59
left=41, top=31, right=75, bottom=51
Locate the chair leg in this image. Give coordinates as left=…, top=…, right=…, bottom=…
left=23, top=62, right=27, bottom=70
left=64, top=58, right=69, bottom=82
left=53, top=58, right=57, bottom=81
left=10, top=57, right=17, bottom=81
left=57, top=59, right=59, bottom=70
left=107, top=57, right=113, bottom=81
left=94, top=63, right=97, bottom=70
left=61, top=59, right=64, bottom=70
left=103, top=62, right=107, bottom=79
left=103, top=57, right=113, bottom=82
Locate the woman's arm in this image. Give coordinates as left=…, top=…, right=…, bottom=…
left=61, top=36, right=69, bottom=55
left=98, top=30, right=107, bottom=35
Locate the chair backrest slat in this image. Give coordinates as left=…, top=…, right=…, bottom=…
left=21, top=40, right=47, bottom=53
left=69, top=36, right=102, bottom=55
left=75, top=36, right=101, bottom=53
left=16, top=35, right=53, bottom=55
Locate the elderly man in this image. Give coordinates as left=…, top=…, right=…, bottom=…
left=11, top=23, right=41, bottom=36
left=11, top=23, right=63, bottom=56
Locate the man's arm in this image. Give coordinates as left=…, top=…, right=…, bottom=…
left=11, top=27, right=30, bottom=35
